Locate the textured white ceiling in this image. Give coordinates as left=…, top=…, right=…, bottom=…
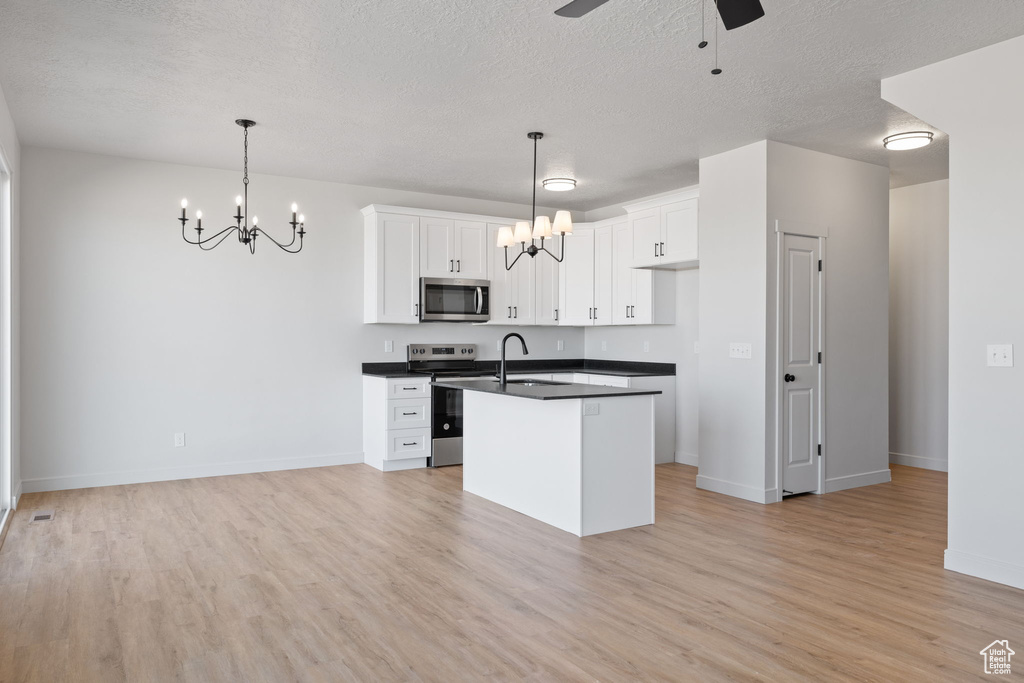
left=1, top=0, right=1022, bottom=210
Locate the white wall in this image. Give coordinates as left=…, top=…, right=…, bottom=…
left=0, top=81, right=20, bottom=509
left=889, top=180, right=949, bottom=472
left=766, top=141, right=891, bottom=492
left=883, top=35, right=1024, bottom=590
left=696, top=141, right=770, bottom=502
left=19, top=146, right=585, bottom=493
left=695, top=140, right=890, bottom=504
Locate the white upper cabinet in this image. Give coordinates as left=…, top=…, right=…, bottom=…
left=488, top=223, right=536, bottom=325
left=610, top=218, right=675, bottom=326
left=454, top=220, right=488, bottom=279
left=420, top=217, right=488, bottom=279
left=559, top=226, right=596, bottom=326
left=626, top=189, right=699, bottom=269
left=364, top=211, right=421, bottom=324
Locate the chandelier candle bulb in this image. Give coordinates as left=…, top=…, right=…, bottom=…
left=252, top=216, right=258, bottom=226
left=553, top=210, right=573, bottom=235
left=299, top=214, right=305, bottom=224
left=533, top=215, right=553, bottom=240
left=513, top=221, right=532, bottom=244
left=196, top=210, right=202, bottom=229
left=496, top=225, right=515, bottom=248
left=180, top=199, right=187, bottom=220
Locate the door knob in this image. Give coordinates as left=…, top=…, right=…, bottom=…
left=784, top=373, right=796, bottom=383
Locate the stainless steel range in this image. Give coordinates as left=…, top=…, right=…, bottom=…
left=407, top=344, right=492, bottom=467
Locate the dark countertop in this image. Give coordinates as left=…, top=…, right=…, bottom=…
left=431, top=379, right=662, bottom=401
left=361, top=358, right=675, bottom=379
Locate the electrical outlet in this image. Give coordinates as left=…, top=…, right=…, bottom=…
left=601, top=341, right=608, bottom=352
left=384, top=340, right=394, bottom=353
left=987, top=344, right=1014, bottom=367
left=729, top=343, right=753, bottom=359
left=557, top=339, right=564, bottom=351
left=643, top=341, right=650, bottom=353
left=174, top=432, right=186, bottom=448
left=583, top=403, right=600, bottom=416
left=694, top=341, right=700, bottom=354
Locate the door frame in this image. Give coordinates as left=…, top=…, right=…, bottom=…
left=773, top=222, right=827, bottom=501
left=0, top=139, right=11, bottom=526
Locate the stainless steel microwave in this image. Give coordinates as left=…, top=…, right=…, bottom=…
left=419, top=278, right=490, bottom=323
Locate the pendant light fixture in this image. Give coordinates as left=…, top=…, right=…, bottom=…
left=497, top=132, right=573, bottom=271
left=177, top=119, right=306, bottom=254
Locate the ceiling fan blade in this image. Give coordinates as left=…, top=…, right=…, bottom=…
left=715, top=0, right=765, bottom=30
left=554, top=0, right=612, bottom=18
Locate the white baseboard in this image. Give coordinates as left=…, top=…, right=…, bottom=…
left=889, top=451, right=948, bottom=472
left=824, top=468, right=892, bottom=493
left=20, top=452, right=364, bottom=494
left=945, top=549, right=1024, bottom=591
left=696, top=474, right=772, bottom=504
left=674, top=451, right=698, bottom=466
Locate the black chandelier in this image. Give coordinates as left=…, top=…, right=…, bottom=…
left=177, top=119, right=306, bottom=254
left=497, top=132, right=573, bottom=271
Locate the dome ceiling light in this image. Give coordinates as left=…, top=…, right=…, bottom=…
left=883, top=131, right=934, bottom=151
left=543, top=178, right=577, bottom=192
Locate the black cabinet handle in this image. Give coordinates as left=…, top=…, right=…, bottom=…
left=660, top=242, right=665, bottom=256
left=508, top=306, right=512, bottom=318
left=414, top=303, right=419, bottom=317
left=402, top=387, right=416, bottom=391
left=588, top=308, right=592, bottom=319
left=654, top=242, right=658, bottom=258
left=784, top=374, right=796, bottom=383
left=513, top=306, right=517, bottom=318
left=554, top=308, right=559, bottom=322
left=402, top=411, right=418, bottom=416
left=456, top=259, right=461, bottom=272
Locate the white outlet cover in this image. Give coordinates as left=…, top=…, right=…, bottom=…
left=174, top=432, right=186, bottom=447
left=729, top=343, right=753, bottom=359
left=643, top=341, right=650, bottom=353
left=584, top=403, right=600, bottom=416
left=601, top=341, right=608, bottom=352
left=384, top=340, right=394, bottom=353
left=987, top=344, right=1014, bottom=367
left=694, top=341, right=700, bottom=354
left=557, top=340, right=564, bottom=351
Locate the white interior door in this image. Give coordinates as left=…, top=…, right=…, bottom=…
left=781, top=233, right=821, bottom=495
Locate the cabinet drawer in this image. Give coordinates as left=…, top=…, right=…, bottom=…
left=387, top=398, right=430, bottom=429
left=386, top=428, right=431, bottom=461
left=588, top=375, right=631, bottom=388
left=388, top=378, right=430, bottom=399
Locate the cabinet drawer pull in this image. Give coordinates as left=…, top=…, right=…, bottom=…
left=402, top=441, right=417, bottom=446
left=402, top=411, right=418, bottom=416
left=402, top=387, right=417, bottom=391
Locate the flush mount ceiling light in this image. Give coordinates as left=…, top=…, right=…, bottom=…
left=883, top=131, right=934, bottom=151
left=543, top=177, right=577, bottom=192
left=497, top=132, right=573, bottom=271
left=177, top=119, right=306, bottom=254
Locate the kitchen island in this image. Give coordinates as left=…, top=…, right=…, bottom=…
left=432, top=379, right=660, bottom=537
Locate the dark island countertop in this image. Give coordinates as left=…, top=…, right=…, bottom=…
left=431, top=379, right=662, bottom=401
left=362, top=358, right=675, bottom=379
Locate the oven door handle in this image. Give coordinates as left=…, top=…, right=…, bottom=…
left=475, top=287, right=483, bottom=315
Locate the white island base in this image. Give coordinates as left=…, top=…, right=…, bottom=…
left=462, top=390, right=655, bottom=537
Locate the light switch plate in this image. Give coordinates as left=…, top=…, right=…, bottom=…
left=583, top=403, right=600, bottom=416
left=557, top=340, right=564, bottom=351
left=987, top=344, right=1014, bottom=367
left=729, top=343, right=753, bottom=359
left=384, top=340, right=394, bottom=353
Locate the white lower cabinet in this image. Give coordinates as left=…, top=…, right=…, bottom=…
left=364, top=376, right=431, bottom=471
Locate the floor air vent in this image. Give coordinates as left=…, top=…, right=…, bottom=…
left=31, top=510, right=55, bottom=522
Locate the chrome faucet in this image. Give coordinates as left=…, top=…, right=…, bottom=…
left=499, top=333, right=529, bottom=388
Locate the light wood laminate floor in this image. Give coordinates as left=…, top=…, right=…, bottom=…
left=1, top=464, right=1021, bottom=681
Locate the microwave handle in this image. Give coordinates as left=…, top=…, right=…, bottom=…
left=475, top=287, right=483, bottom=314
